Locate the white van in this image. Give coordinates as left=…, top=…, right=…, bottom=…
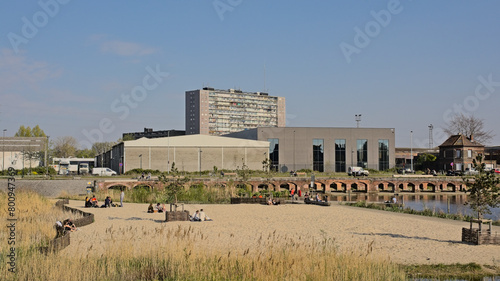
left=92, top=167, right=117, bottom=176
left=347, top=166, right=369, bottom=176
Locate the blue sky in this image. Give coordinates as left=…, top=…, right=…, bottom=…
left=1, top=0, right=499, bottom=148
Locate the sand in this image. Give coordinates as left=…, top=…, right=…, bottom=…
left=61, top=200, right=500, bottom=266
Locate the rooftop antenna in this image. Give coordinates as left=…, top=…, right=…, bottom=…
left=428, top=124, right=434, bottom=149
left=355, top=114, right=362, bottom=128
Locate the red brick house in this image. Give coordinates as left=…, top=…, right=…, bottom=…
left=438, top=134, right=484, bottom=172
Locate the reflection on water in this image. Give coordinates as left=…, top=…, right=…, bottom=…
left=328, top=193, right=500, bottom=221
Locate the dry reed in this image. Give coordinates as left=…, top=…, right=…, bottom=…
left=0, top=191, right=407, bottom=280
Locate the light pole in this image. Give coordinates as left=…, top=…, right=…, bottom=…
left=167, top=130, right=170, bottom=173
left=46, top=135, right=49, bottom=175
left=139, top=154, right=142, bottom=170
left=199, top=148, right=202, bottom=177
left=410, top=131, right=413, bottom=173
left=2, top=129, right=6, bottom=171
left=355, top=114, right=362, bottom=128
left=351, top=149, right=354, bottom=168
left=293, top=130, right=296, bottom=171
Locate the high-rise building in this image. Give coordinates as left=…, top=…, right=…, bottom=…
left=185, top=87, right=286, bottom=135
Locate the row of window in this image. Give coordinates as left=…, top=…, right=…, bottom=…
left=268, top=138, right=390, bottom=172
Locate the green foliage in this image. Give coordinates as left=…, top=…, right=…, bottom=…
left=297, top=168, right=312, bottom=173
left=125, top=169, right=162, bottom=176
left=122, top=134, right=135, bottom=141
left=462, top=155, right=500, bottom=219
left=0, top=167, right=57, bottom=176
left=159, top=173, right=190, bottom=204
left=14, top=125, right=46, bottom=137
left=76, top=148, right=95, bottom=158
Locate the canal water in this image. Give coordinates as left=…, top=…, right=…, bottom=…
left=328, top=193, right=500, bottom=221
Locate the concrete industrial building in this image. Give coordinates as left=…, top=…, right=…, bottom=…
left=122, top=128, right=185, bottom=140
left=0, top=137, right=48, bottom=171
left=225, top=127, right=396, bottom=173
left=98, top=134, right=270, bottom=174
left=185, top=87, right=286, bottom=136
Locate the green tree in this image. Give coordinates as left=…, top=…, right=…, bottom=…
left=92, top=141, right=115, bottom=156
left=463, top=155, right=500, bottom=219
left=76, top=149, right=95, bottom=158
left=122, top=134, right=135, bottom=141
left=158, top=173, right=189, bottom=204
left=14, top=125, right=46, bottom=137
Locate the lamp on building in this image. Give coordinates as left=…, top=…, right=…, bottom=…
left=355, top=114, right=362, bottom=128
left=199, top=148, right=203, bottom=177
left=139, top=154, right=143, bottom=170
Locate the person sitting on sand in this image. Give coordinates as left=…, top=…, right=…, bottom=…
left=267, top=198, right=273, bottom=205
left=392, top=196, right=397, bottom=204
left=104, top=196, right=112, bottom=208
left=85, top=197, right=92, bottom=208
left=63, top=219, right=76, bottom=232
left=199, top=209, right=212, bottom=221
left=147, top=203, right=154, bottom=213
left=156, top=203, right=164, bottom=213
left=315, top=194, right=321, bottom=202
left=192, top=210, right=201, bottom=221
left=272, top=199, right=280, bottom=205
left=91, top=195, right=98, bottom=208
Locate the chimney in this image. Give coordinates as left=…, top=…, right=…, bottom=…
left=469, top=134, right=474, bottom=142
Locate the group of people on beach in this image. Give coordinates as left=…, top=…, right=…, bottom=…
left=85, top=191, right=125, bottom=208
left=147, top=203, right=166, bottom=213
left=267, top=198, right=280, bottom=205
left=191, top=209, right=212, bottom=222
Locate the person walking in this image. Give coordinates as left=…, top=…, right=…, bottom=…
left=120, top=189, right=125, bottom=207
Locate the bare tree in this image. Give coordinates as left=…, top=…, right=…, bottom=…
left=444, top=113, right=494, bottom=144
left=52, top=136, right=79, bottom=158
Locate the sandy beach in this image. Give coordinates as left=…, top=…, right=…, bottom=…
left=62, top=200, right=500, bottom=266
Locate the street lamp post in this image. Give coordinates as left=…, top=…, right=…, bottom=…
left=355, top=114, right=362, bottom=128
left=139, top=154, right=143, bottom=170
left=2, top=129, right=6, bottom=171
left=46, top=135, right=49, bottom=175
left=410, top=131, right=413, bottom=173
left=167, top=130, right=170, bottom=174
left=351, top=149, right=354, bottom=168
left=199, top=148, right=202, bottom=177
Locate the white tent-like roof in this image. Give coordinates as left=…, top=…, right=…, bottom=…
left=123, top=134, right=269, bottom=148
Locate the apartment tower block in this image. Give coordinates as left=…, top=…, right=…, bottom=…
left=185, top=87, right=286, bottom=135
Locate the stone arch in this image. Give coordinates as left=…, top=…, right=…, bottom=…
left=446, top=183, right=457, bottom=192
left=107, top=184, right=128, bottom=190
left=407, top=182, right=416, bottom=192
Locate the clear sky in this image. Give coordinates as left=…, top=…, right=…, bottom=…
left=1, top=0, right=499, bottom=148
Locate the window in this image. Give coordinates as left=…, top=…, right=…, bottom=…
left=468, top=150, right=472, bottom=158
left=378, top=140, right=389, bottom=171
left=357, top=139, right=368, bottom=168
left=335, top=139, right=346, bottom=172
left=268, top=138, right=279, bottom=171
left=456, top=149, right=461, bottom=158
left=313, top=139, right=324, bottom=172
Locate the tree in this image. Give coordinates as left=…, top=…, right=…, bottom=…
left=158, top=172, right=189, bottom=204
left=52, top=136, right=79, bottom=158
left=91, top=142, right=116, bottom=156
left=76, top=149, right=95, bottom=158
left=463, top=155, right=500, bottom=219
left=14, top=125, right=46, bottom=137
left=444, top=113, right=494, bottom=144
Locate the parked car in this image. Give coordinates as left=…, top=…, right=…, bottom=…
left=494, top=168, right=500, bottom=174
left=92, top=167, right=117, bottom=176
left=348, top=166, right=369, bottom=176
left=446, top=170, right=463, bottom=176
left=464, top=168, right=479, bottom=176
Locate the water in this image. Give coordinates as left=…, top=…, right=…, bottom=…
left=328, top=193, right=500, bottom=221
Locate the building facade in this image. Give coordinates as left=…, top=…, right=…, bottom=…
left=225, top=127, right=396, bottom=173
left=438, top=134, right=494, bottom=171
left=185, top=87, right=286, bottom=135
left=0, top=137, right=48, bottom=170
left=97, top=134, right=270, bottom=174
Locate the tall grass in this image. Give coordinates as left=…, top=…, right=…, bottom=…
left=1, top=191, right=408, bottom=280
